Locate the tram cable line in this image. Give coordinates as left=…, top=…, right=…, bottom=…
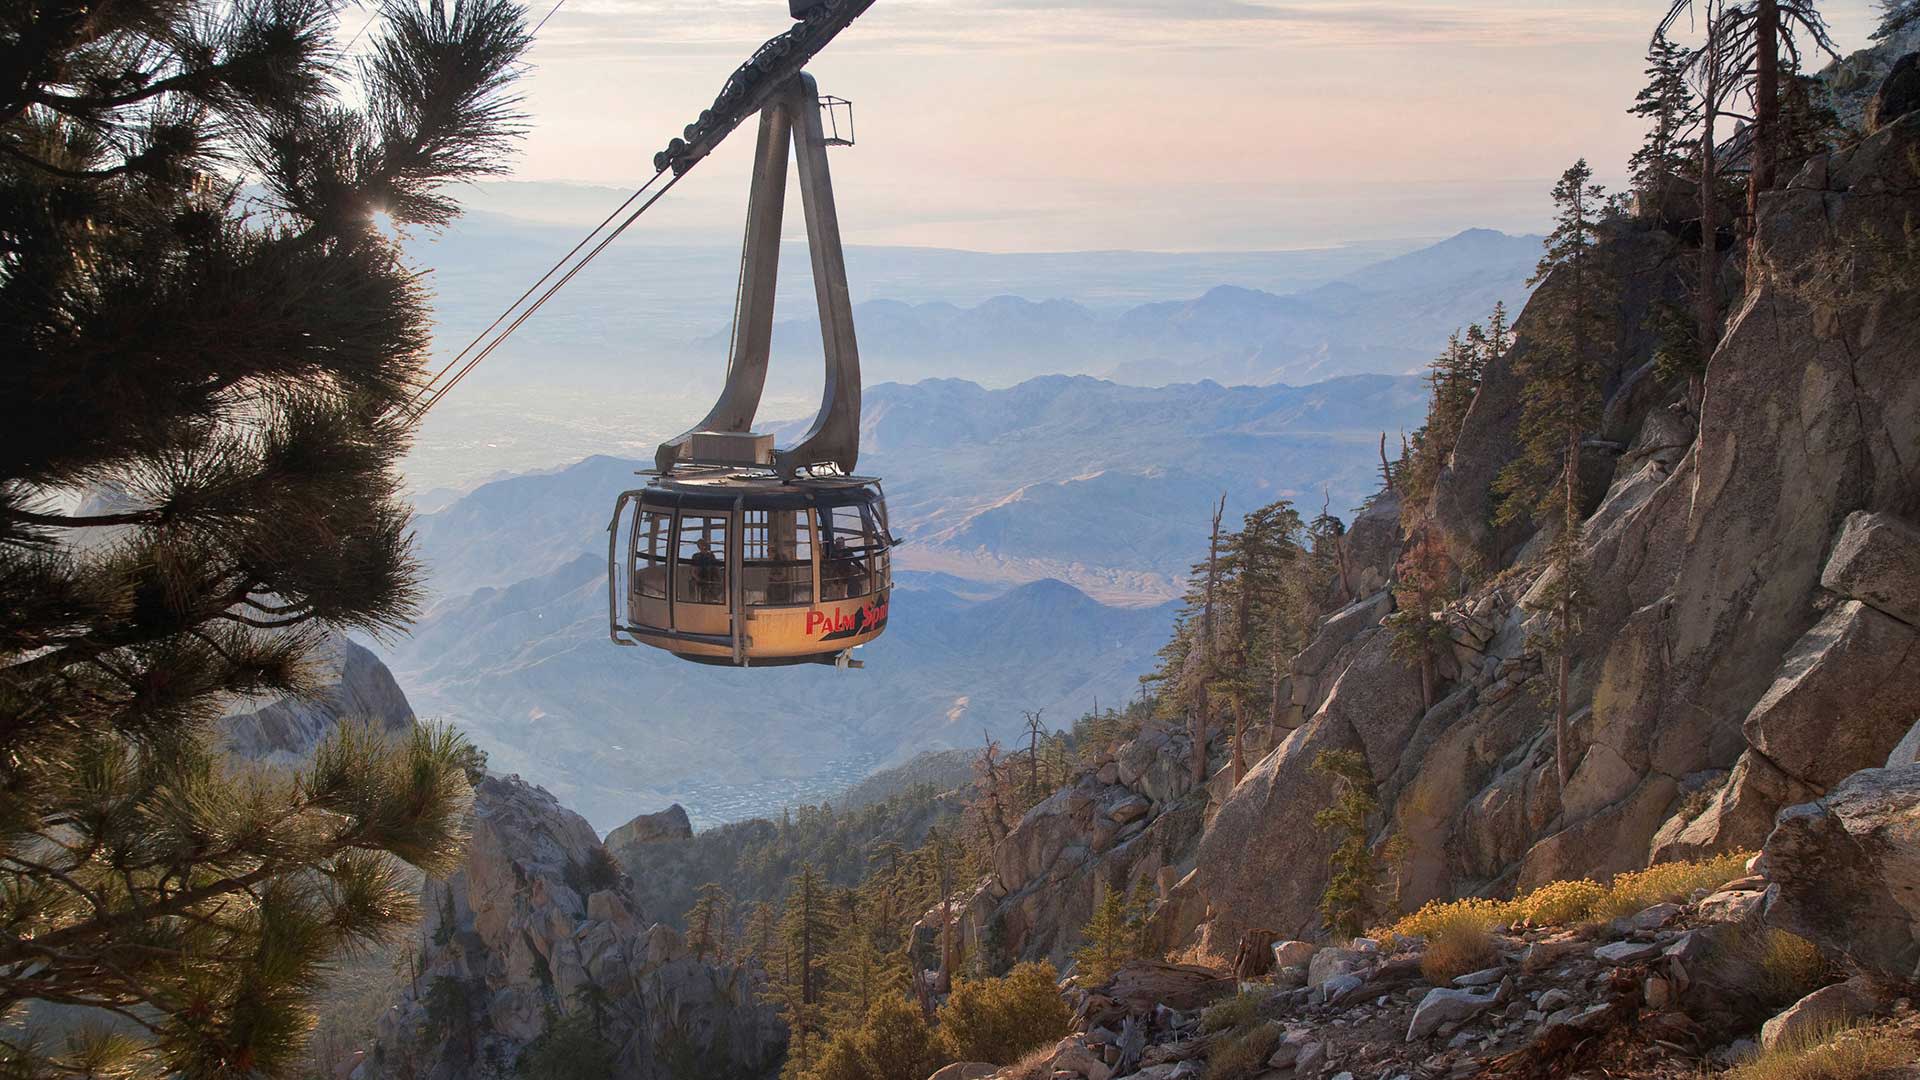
left=407, top=167, right=669, bottom=417
left=409, top=0, right=895, bottom=670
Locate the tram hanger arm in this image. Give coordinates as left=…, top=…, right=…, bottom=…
left=654, top=0, right=878, bottom=177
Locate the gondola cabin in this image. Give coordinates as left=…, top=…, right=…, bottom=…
left=605, top=63, right=885, bottom=668
left=608, top=459, right=892, bottom=666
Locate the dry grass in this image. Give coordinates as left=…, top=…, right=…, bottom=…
left=1726, top=1020, right=1918, bottom=1080
left=1420, top=922, right=1502, bottom=985
left=1756, top=929, right=1827, bottom=1002
left=1166, top=942, right=1230, bottom=974
left=995, top=1043, right=1062, bottom=1080
left=1204, top=1020, right=1280, bottom=1080
left=1198, top=990, right=1266, bottom=1035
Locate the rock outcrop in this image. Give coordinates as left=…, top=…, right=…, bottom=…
left=1168, top=110, right=1920, bottom=944
left=219, top=635, right=415, bottom=764
left=962, top=724, right=1208, bottom=965
left=981, top=879, right=1919, bottom=1080
left=607, top=803, right=695, bottom=849
left=1761, top=763, right=1920, bottom=981
left=368, top=775, right=781, bottom=1079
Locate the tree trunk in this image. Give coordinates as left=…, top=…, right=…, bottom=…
left=1269, top=650, right=1283, bottom=732
left=1751, top=0, right=1780, bottom=219
left=1232, top=929, right=1279, bottom=980
left=1231, top=698, right=1246, bottom=785
left=1557, top=424, right=1579, bottom=791
left=1027, top=718, right=1040, bottom=798
left=937, top=844, right=955, bottom=995
left=1697, top=96, right=1720, bottom=409
left=1418, top=647, right=1434, bottom=713
left=1191, top=692, right=1210, bottom=784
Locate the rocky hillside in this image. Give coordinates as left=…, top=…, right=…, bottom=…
left=975, top=845, right=1920, bottom=1080
left=366, top=774, right=782, bottom=1080
left=933, top=105, right=1920, bottom=988
left=217, top=635, right=415, bottom=764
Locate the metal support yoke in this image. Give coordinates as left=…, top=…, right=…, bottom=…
left=655, top=72, right=863, bottom=478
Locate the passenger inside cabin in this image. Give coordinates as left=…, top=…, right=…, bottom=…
left=689, top=537, right=723, bottom=603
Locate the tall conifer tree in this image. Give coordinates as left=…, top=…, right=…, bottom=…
left=1495, top=159, right=1616, bottom=791
left=1630, top=31, right=1701, bottom=198
left=0, top=0, right=528, bottom=1073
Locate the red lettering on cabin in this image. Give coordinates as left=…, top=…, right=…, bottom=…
left=804, top=599, right=889, bottom=638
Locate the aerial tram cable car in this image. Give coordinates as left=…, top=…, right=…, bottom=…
left=404, top=0, right=892, bottom=668
left=609, top=67, right=893, bottom=668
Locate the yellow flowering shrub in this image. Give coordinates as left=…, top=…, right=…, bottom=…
left=1512, top=879, right=1606, bottom=926
left=1382, top=896, right=1516, bottom=942
left=1585, top=850, right=1754, bottom=922
left=1380, top=851, right=1757, bottom=940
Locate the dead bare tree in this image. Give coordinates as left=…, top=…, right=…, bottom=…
left=1022, top=709, right=1046, bottom=799
left=973, top=731, right=1011, bottom=843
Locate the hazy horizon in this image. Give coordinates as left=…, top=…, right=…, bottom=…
left=359, top=0, right=1887, bottom=253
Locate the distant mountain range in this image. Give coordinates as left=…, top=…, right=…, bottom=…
left=388, top=371, right=1430, bottom=829
left=388, top=211, right=1526, bottom=827
left=400, top=221, right=1536, bottom=494
left=412, top=373, right=1429, bottom=606
left=712, top=228, right=1540, bottom=391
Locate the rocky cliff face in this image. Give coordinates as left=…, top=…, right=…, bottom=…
left=1192, top=110, right=1920, bottom=946
left=219, top=635, right=415, bottom=764
left=367, top=775, right=782, bottom=1079
left=947, top=111, right=1920, bottom=971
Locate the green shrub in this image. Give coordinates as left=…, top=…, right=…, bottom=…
left=515, top=1012, right=618, bottom=1080
left=805, top=1033, right=870, bottom=1080
left=855, top=995, right=941, bottom=1080
left=936, top=961, right=1072, bottom=1066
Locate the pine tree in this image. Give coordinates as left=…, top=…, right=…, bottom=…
left=1630, top=30, right=1701, bottom=199
left=744, top=901, right=782, bottom=969
left=1876, top=0, right=1920, bottom=37
left=1213, top=499, right=1306, bottom=779
left=1494, top=159, right=1615, bottom=792
left=687, top=883, right=734, bottom=962
left=1071, top=886, right=1133, bottom=988
left=1022, top=709, right=1048, bottom=799
left=1384, top=527, right=1457, bottom=712
left=1661, top=1, right=1836, bottom=214
left=823, top=895, right=905, bottom=1032
left=1311, top=750, right=1381, bottom=941
left=0, top=0, right=529, bottom=1073
left=774, top=865, right=837, bottom=1079
left=1306, top=494, right=1351, bottom=608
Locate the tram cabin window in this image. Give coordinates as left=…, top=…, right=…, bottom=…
left=743, top=509, right=813, bottom=606
left=676, top=515, right=729, bottom=605
left=636, top=510, right=672, bottom=599
left=819, top=504, right=879, bottom=601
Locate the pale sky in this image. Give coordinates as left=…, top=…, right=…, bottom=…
left=479, top=0, right=1884, bottom=251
